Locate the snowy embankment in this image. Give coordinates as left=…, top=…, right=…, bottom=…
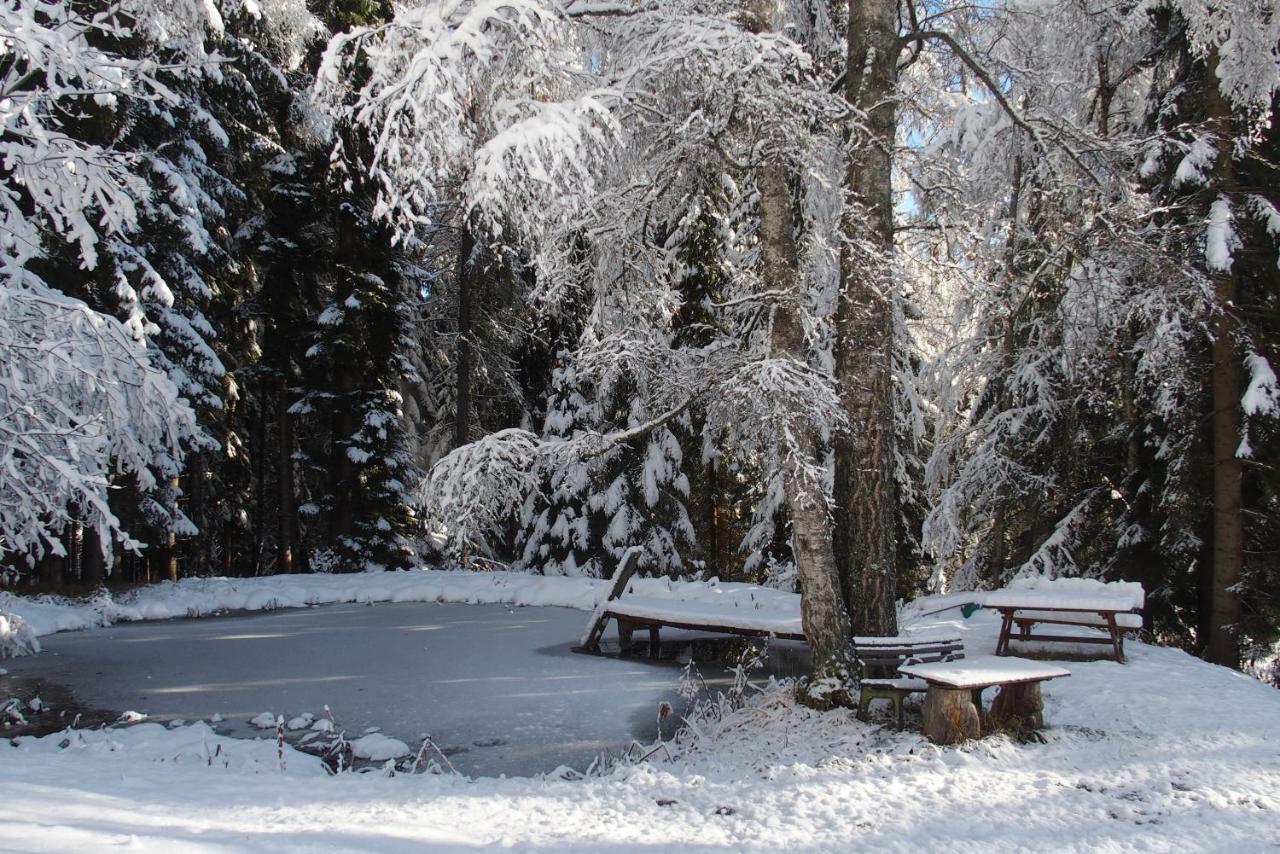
left=0, top=568, right=807, bottom=657
left=1, top=605, right=1278, bottom=851
left=0, top=570, right=1142, bottom=660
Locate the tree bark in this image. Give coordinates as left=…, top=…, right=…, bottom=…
left=278, top=376, right=298, bottom=574
left=37, top=549, right=64, bottom=589
left=759, top=164, right=856, bottom=707
left=252, top=394, right=268, bottom=575
left=833, top=0, right=899, bottom=637
left=1204, top=50, right=1243, bottom=668
left=81, top=526, right=106, bottom=588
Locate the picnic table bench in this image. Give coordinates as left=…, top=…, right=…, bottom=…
left=985, top=583, right=1144, bottom=663
left=855, top=636, right=965, bottom=728
left=898, top=655, right=1070, bottom=744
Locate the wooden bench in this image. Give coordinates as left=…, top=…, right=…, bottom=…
left=855, top=637, right=965, bottom=728
left=578, top=548, right=804, bottom=655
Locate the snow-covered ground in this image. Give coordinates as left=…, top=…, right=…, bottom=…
left=2, top=576, right=1278, bottom=851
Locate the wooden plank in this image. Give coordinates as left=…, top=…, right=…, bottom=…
left=600, top=612, right=804, bottom=642
left=1009, top=631, right=1114, bottom=645
left=578, top=547, right=645, bottom=652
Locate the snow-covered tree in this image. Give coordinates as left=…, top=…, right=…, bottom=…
left=0, top=0, right=222, bottom=568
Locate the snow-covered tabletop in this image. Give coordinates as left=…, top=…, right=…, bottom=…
left=898, top=655, right=1070, bottom=689
left=982, top=578, right=1144, bottom=613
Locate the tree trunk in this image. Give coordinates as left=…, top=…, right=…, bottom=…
left=758, top=164, right=856, bottom=707
left=278, top=376, right=298, bottom=574
left=454, top=223, right=475, bottom=449
left=330, top=365, right=359, bottom=561
left=185, top=454, right=206, bottom=576
left=37, top=549, right=64, bottom=589
left=81, top=526, right=106, bottom=588
left=1204, top=50, right=1243, bottom=668
left=833, top=0, right=899, bottom=637
left=706, top=456, right=724, bottom=580
left=252, top=396, right=268, bottom=575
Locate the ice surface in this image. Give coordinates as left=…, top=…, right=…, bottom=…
left=0, top=601, right=748, bottom=777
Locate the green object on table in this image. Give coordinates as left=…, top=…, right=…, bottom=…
left=961, top=602, right=983, bottom=619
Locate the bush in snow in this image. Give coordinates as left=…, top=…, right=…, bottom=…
left=0, top=611, right=40, bottom=659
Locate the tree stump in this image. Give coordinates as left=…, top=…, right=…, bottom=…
left=988, top=681, right=1045, bottom=734
left=921, top=687, right=981, bottom=744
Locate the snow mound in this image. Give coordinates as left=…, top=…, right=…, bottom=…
left=350, top=733, right=410, bottom=761
left=249, top=712, right=279, bottom=729
left=7, top=721, right=324, bottom=777
left=287, top=713, right=314, bottom=730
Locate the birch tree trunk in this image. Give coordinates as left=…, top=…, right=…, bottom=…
left=833, top=0, right=899, bottom=637
left=759, top=164, right=856, bottom=707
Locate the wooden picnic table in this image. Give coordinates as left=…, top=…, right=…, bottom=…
left=898, top=655, right=1070, bottom=744
left=984, top=588, right=1143, bottom=663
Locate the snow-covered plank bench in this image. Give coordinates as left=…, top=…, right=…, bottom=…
left=986, top=579, right=1145, bottom=663
left=855, top=636, right=965, bottom=729
left=898, top=655, right=1071, bottom=744
left=577, top=549, right=804, bottom=655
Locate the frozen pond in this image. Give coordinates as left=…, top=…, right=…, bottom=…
left=2, top=602, right=802, bottom=777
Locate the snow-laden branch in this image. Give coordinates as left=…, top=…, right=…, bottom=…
left=905, top=28, right=1105, bottom=186
left=0, top=281, right=197, bottom=561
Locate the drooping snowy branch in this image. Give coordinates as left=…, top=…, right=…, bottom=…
left=0, top=283, right=197, bottom=561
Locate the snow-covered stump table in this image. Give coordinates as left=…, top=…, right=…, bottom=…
left=897, top=656, right=1071, bottom=745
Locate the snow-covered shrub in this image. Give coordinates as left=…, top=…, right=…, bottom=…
left=1244, top=640, right=1280, bottom=688
left=0, top=611, right=40, bottom=659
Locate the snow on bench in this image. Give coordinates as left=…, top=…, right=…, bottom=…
left=578, top=548, right=806, bottom=652
left=982, top=578, right=1145, bottom=613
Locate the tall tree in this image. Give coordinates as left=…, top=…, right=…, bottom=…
left=833, top=0, right=901, bottom=637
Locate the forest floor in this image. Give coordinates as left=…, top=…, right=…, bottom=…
left=1, top=573, right=1278, bottom=851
